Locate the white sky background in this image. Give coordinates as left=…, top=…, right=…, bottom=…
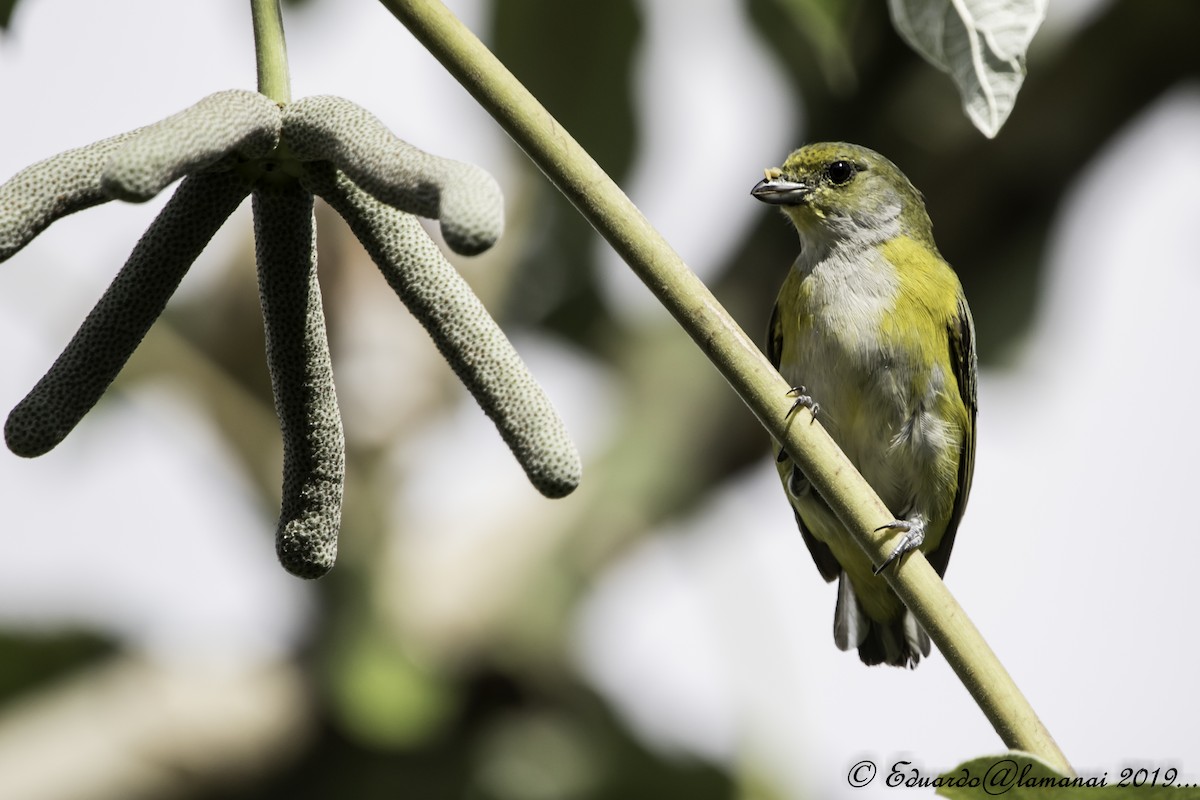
left=2, top=0, right=1198, bottom=797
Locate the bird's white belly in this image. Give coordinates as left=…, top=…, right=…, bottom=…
left=779, top=281, right=955, bottom=528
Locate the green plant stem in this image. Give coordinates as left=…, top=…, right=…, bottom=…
left=251, top=0, right=292, bottom=105
left=378, top=0, right=1074, bottom=778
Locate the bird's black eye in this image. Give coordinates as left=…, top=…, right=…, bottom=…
left=826, top=160, right=857, bottom=186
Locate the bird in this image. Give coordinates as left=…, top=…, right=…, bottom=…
left=751, top=142, right=977, bottom=668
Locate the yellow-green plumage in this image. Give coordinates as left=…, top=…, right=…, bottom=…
left=755, top=143, right=977, bottom=668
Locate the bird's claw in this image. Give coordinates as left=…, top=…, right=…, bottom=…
left=785, top=386, right=819, bottom=422
left=872, top=518, right=926, bottom=575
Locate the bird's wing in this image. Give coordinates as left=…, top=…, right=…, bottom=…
left=768, top=300, right=841, bottom=584
left=766, top=299, right=784, bottom=368
left=926, top=294, right=977, bottom=577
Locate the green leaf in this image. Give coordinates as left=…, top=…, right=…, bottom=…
left=888, top=0, right=1045, bottom=137
left=326, top=626, right=454, bottom=750
left=770, top=0, right=859, bottom=94
left=0, top=0, right=17, bottom=31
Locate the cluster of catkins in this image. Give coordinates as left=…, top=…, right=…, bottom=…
left=0, top=89, right=581, bottom=578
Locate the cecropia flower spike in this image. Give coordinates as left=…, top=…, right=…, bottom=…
left=0, top=130, right=139, bottom=262
left=0, top=89, right=581, bottom=578
left=281, top=95, right=504, bottom=256
left=253, top=185, right=345, bottom=578
left=101, top=89, right=281, bottom=202
left=301, top=161, right=580, bottom=498
left=4, top=171, right=252, bottom=458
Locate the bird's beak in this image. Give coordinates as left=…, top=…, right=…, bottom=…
left=751, top=175, right=811, bottom=206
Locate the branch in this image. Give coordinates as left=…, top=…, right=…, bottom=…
left=251, top=0, right=292, bottom=104
left=377, top=0, right=1073, bottom=776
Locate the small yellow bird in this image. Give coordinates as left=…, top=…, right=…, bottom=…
left=752, top=142, right=977, bottom=668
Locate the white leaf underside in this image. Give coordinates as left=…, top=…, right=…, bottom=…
left=888, top=0, right=1046, bottom=138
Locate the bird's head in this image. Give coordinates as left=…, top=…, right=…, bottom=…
left=751, top=142, right=933, bottom=250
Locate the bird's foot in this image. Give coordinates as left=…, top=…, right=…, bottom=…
left=785, top=386, right=819, bottom=422
left=872, top=517, right=927, bottom=575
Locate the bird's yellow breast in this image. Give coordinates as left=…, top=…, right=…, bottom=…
left=773, top=236, right=967, bottom=607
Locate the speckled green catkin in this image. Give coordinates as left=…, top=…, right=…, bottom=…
left=281, top=95, right=503, bottom=256
left=3, top=86, right=574, bottom=579
left=4, top=171, right=250, bottom=457
left=302, top=162, right=581, bottom=498
left=102, top=90, right=282, bottom=203
left=253, top=184, right=345, bottom=579
left=0, top=131, right=139, bottom=263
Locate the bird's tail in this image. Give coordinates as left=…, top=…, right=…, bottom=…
left=834, top=573, right=930, bottom=668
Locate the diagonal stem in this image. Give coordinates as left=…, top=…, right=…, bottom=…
left=378, top=0, right=1073, bottom=776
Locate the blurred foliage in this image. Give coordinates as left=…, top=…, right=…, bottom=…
left=769, top=0, right=861, bottom=95
left=490, top=0, right=641, bottom=345
left=226, top=667, right=733, bottom=800
left=3, top=1, right=1200, bottom=799
left=0, top=630, right=116, bottom=706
